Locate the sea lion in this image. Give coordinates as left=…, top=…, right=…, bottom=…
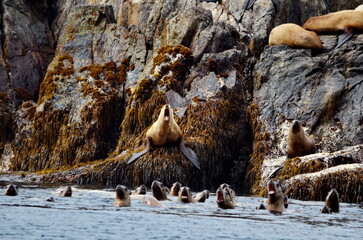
left=132, top=184, right=147, bottom=195
left=127, top=105, right=201, bottom=169
left=193, top=190, right=210, bottom=203
left=151, top=180, right=168, bottom=201
left=287, top=120, right=316, bottom=158
left=4, top=184, right=18, bottom=196
left=46, top=197, right=55, bottom=202
left=142, top=195, right=162, bottom=207
left=219, top=183, right=236, bottom=200
left=114, top=185, right=131, bottom=207
left=216, top=185, right=235, bottom=209
left=178, top=186, right=193, bottom=203
left=321, top=189, right=339, bottom=213
left=267, top=180, right=285, bottom=213
left=284, top=195, right=289, bottom=209
left=268, top=23, right=323, bottom=50
left=59, top=186, right=72, bottom=197
left=170, top=182, right=182, bottom=196
left=355, top=5, right=363, bottom=11
left=303, top=10, right=363, bottom=48
left=257, top=202, right=266, bottom=210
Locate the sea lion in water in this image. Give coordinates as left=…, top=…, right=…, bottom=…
left=269, top=23, right=323, bottom=50
left=178, top=186, right=193, bottom=203
left=132, top=184, right=147, bottom=195
left=142, top=195, right=162, bottom=207
left=216, top=184, right=235, bottom=209
left=151, top=180, right=168, bottom=201
left=193, top=190, right=210, bottom=203
left=321, top=189, right=339, bottom=213
left=287, top=120, right=316, bottom=158
left=267, top=180, right=285, bottom=213
left=127, top=105, right=201, bottom=169
left=303, top=10, right=363, bottom=48
left=170, top=182, right=182, bottom=196
left=114, top=185, right=131, bottom=207
left=59, top=186, right=72, bottom=197
left=4, top=184, right=18, bottom=196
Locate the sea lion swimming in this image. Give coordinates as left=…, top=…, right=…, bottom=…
left=193, top=190, right=210, bottom=203
left=269, top=23, right=323, bottom=49
left=127, top=105, right=201, bottom=169
left=170, top=182, right=182, bottom=196
left=178, top=186, right=193, bottom=203
left=303, top=10, right=363, bottom=48
left=287, top=120, right=316, bottom=158
left=132, top=184, right=147, bottom=195
left=151, top=180, right=168, bottom=201
left=4, top=184, right=18, bottom=196
left=59, top=186, right=72, bottom=197
left=267, top=180, right=285, bottom=213
left=321, top=189, right=339, bottom=213
left=114, top=185, right=131, bottom=207
left=216, top=184, right=235, bottom=209
left=142, top=195, right=162, bottom=207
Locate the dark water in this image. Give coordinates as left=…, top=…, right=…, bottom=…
left=0, top=181, right=362, bottom=240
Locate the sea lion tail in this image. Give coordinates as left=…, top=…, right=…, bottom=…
left=336, top=29, right=354, bottom=48
left=127, top=148, right=149, bottom=164
left=179, top=141, right=201, bottom=169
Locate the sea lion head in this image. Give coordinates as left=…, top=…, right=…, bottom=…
left=267, top=180, right=284, bottom=203
left=203, top=190, right=210, bottom=199
left=178, top=186, right=192, bottom=203
left=115, top=185, right=130, bottom=200
left=60, top=186, right=72, bottom=197
left=216, top=186, right=235, bottom=209
left=170, top=182, right=182, bottom=196
left=291, top=120, right=302, bottom=133
left=158, top=104, right=174, bottom=123
left=4, top=184, right=18, bottom=196
left=325, top=189, right=339, bottom=213
left=151, top=180, right=167, bottom=200
left=135, top=184, right=147, bottom=195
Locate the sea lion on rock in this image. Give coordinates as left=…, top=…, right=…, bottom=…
left=178, top=186, right=193, bottom=203
left=59, top=186, right=72, bottom=197
left=114, top=185, right=131, bottom=207
left=170, top=182, right=182, bottom=196
left=267, top=180, right=285, bottom=213
left=269, top=23, right=323, bottom=49
left=4, top=184, right=18, bottom=196
left=132, top=184, right=147, bottom=195
left=321, top=189, right=339, bottom=213
left=151, top=180, right=168, bottom=201
left=193, top=190, right=210, bottom=203
left=142, top=195, right=162, bottom=207
left=303, top=10, right=363, bottom=48
left=287, top=120, right=316, bottom=158
left=127, top=105, right=201, bottom=169
left=216, top=185, right=235, bottom=209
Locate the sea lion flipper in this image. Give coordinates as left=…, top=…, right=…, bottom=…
left=336, top=29, right=354, bottom=48
left=179, top=141, right=201, bottom=169
left=245, top=0, right=256, bottom=10
left=127, top=137, right=151, bottom=164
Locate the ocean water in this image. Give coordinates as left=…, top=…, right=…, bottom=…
left=0, top=181, right=362, bottom=240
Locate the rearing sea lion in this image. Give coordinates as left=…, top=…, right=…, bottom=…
left=170, top=182, right=182, bottom=196
left=114, top=185, right=131, bottom=207
left=132, top=184, right=147, bottom=195
left=127, top=105, right=201, bottom=169
left=287, top=120, right=316, bottom=158
left=269, top=23, right=323, bottom=50
left=267, top=180, right=285, bottom=213
left=303, top=10, right=363, bottom=48
left=151, top=180, right=168, bottom=201
left=216, top=184, right=235, bottom=209
left=4, top=184, right=18, bottom=196
left=178, top=186, right=193, bottom=203
left=321, top=189, right=339, bottom=213
left=59, top=186, right=72, bottom=197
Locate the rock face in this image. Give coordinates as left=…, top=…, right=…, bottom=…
left=0, top=0, right=362, bottom=200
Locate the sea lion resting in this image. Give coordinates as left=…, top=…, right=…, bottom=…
left=267, top=180, right=285, bottom=213
left=269, top=23, right=323, bottom=49
left=287, top=120, right=316, bottom=158
left=170, top=182, right=182, bottom=196
left=127, top=105, right=201, bottom=169
left=59, top=186, right=72, bottom=197
left=114, top=185, right=131, bottom=207
left=303, top=10, right=363, bottom=48
left=4, top=184, right=18, bottom=196
left=216, top=184, right=235, bottom=209
left=151, top=180, right=168, bottom=201
left=321, top=189, right=339, bottom=213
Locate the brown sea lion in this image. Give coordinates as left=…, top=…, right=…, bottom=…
left=4, top=184, right=18, bottom=196
left=142, top=195, right=162, bottom=207
left=193, top=190, right=210, bottom=203
left=219, top=183, right=236, bottom=200
left=127, top=105, right=201, bottom=169
left=178, top=186, right=193, bottom=203
left=59, top=186, right=72, bottom=197
left=151, top=180, right=168, bottom=201
left=267, top=180, right=285, bottom=213
left=287, top=120, right=316, bottom=158
left=216, top=185, right=235, bottom=209
left=321, top=189, right=339, bottom=213
left=132, top=184, right=147, bottom=195
left=269, top=23, right=323, bottom=49
left=303, top=10, right=363, bottom=48
left=114, top=185, right=131, bottom=207
left=170, top=182, right=182, bottom=196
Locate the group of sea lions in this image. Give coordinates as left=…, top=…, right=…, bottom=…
left=269, top=4, right=363, bottom=49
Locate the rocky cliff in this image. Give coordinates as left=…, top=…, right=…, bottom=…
left=0, top=0, right=362, bottom=201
